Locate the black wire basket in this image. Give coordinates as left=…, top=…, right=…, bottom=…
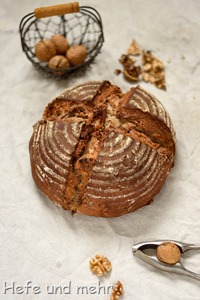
left=19, top=2, right=104, bottom=79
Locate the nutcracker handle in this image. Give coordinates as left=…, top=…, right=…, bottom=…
left=34, top=2, right=79, bottom=19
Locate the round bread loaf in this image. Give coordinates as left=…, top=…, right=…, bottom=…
left=29, top=81, right=175, bottom=217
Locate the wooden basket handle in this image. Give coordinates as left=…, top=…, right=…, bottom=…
left=34, top=2, right=79, bottom=19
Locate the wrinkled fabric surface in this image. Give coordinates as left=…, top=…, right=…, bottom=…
left=0, top=0, right=200, bottom=299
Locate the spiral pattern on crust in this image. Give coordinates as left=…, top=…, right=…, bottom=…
left=58, top=81, right=105, bottom=102
left=125, top=85, right=175, bottom=140
left=29, top=81, right=175, bottom=217
left=29, top=120, right=83, bottom=207
left=78, top=130, right=171, bottom=217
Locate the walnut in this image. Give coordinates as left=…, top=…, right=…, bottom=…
left=48, top=55, right=70, bottom=69
left=142, top=50, right=166, bottom=90
left=142, top=72, right=155, bottom=83
left=119, top=54, right=136, bottom=68
left=35, top=40, right=56, bottom=62
left=48, top=55, right=70, bottom=74
left=51, top=34, right=69, bottom=54
left=156, top=242, right=181, bottom=265
left=89, top=254, right=112, bottom=276
left=115, top=39, right=167, bottom=90
left=127, top=39, right=140, bottom=55
left=123, top=67, right=141, bottom=82
left=143, top=63, right=151, bottom=72
left=110, top=281, right=124, bottom=300
left=119, top=54, right=141, bottom=82
left=66, top=45, right=87, bottom=66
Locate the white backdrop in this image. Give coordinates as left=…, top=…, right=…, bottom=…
left=0, top=0, right=200, bottom=299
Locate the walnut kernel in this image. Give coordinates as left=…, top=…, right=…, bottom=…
left=51, top=34, right=69, bottom=54
left=127, top=39, right=140, bottom=55
left=35, top=40, right=56, bottom=62
left=119, top=54, right=141, bottom=82
left=115, top=39, right=167, bottom=90
left=89, top=254, right=112, bottom=276
left=66, top=45, right=87, bottom=66
left=110, top=281, right=124, bottom=300
left=156, top=242, right=181, bottom=265
left=142, top=50, right=166, bottom=90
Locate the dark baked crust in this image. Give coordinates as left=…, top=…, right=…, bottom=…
left=29, top=81, right=175, bottom=217
left=29, top=120, right=84, bottom=208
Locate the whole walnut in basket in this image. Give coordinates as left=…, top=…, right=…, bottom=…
left=51, top=34, right=69, bottom=54
left=29, top=81, right=175, bottom=217
left=66, top=45, right=88, bottom=66
left=35, top=40, right=56, bottom=62
left=48, top=55, right=70, bottom=74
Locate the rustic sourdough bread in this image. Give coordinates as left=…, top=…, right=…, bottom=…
left=29, top=81, right=175, bottom=217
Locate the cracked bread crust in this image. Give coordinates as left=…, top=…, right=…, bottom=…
left=29, top=81, right=175, bottom=217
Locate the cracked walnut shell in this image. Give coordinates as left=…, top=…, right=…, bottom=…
left=89, top=254, right=112, bottom=276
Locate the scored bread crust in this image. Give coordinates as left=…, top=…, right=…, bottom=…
left=29, top=81, right=175, bottom=217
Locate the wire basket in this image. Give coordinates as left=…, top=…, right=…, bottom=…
left=19, top=2, right=104, bottom=79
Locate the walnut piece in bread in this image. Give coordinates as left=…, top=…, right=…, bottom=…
left=29, top=81, right=175, bottom=217
left=156, top=242, right=181, bottom=265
